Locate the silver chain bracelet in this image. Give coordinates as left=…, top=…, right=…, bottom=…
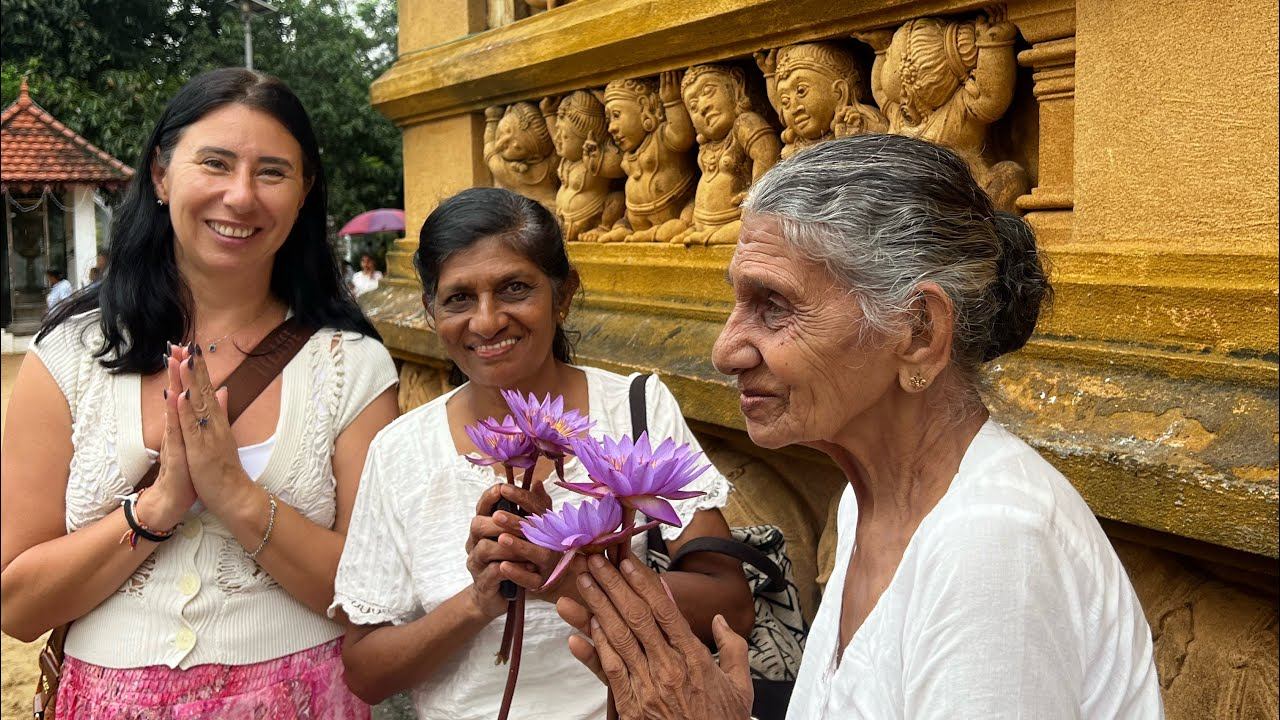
left=247, top=493, right=277, bottom=561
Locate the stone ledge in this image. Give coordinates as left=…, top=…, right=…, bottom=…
left=373, top=0, right=1075, bottom=125
left=360, top=281, right=1278, bottom=558
left=383, top=240, right=1280, bottom=375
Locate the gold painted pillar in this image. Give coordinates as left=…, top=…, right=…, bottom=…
left=1012, top=0, right=1075, bottom=248
left=382, top=0, right=491, bottom=287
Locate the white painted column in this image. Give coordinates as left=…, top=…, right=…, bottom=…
left=72, top=185, right=98, bottom=287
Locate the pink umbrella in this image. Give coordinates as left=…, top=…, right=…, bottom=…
left=339, top=208, right=405, bottom=236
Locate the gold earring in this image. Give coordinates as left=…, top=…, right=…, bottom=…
left=909, top=372, right=928, bottom=390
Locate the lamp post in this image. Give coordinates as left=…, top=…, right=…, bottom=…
left=227, top=0, right=278, bottom=70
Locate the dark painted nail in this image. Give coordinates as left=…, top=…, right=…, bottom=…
left=163, top=388, right=168, bottom=400
left=194, top=343, right=203, bottom=357
left=166, top=341, right=173, bottom=356
left=187, top=342, right=196, bottom=355
left=183, top=389, right=190, bottom=400
left=186, top=356, right=194, bottom=369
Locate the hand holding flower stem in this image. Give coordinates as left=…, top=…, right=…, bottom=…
left=466, top=391, right=592, bottom=720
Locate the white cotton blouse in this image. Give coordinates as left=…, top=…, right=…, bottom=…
left=32, top=311, right=398, bottom=669
left=330, top=367, right=733, bottom=720
left=787, top=419, right=1164, bottom=720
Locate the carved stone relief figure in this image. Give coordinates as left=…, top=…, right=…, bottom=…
left=756, top=41, right=887, bottom=159
left=483, top=101, right=560, bottom=210
left=855, top=8, right=1029, bottom=211
left=540, top=91, right=626, bottom=243
left=671, top=64, right=781, bottom=246
left=596, top=71, right=698, bottom=243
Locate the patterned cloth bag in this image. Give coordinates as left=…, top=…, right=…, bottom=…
left=645, top=525, right=809, bottom=683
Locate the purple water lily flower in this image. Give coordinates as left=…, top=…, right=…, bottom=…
left=465, top=415, right=538, bottom=470
left=499, top=390, right=594, bottom=458
left=521, top=496, right=658, bottom=591
left=563, top=432, right=708, bottom=528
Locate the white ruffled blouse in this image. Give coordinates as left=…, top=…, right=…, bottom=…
left=331, top=367, right=732, bottom=720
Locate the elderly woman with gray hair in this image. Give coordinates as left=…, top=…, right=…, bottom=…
left=552, top=134, right=1164, bottom=719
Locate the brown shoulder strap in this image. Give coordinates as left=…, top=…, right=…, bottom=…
left=133, top=316, right=318, bottom=492
left=223, top=316, right=318, bottom=423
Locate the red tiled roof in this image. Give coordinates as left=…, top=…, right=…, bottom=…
left=1, top=78, right=134, bottom=188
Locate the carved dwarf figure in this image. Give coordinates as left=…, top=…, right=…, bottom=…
left=756, top=41, right=887, bottom=159
left=540, top=91, right=626, bottom=243
left=483, top=101, right=560, bottom=210
left=855, top=8, right=1029, bottom=211
left=594, top=71, right=698, bottom=243
left=671, top=64, right=781, bottom=246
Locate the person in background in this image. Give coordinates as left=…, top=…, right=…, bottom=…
left=45, top=267, right=73, bottom=311
left=2, top=67, right=399, bottom=718
left=554, top=134, right=1163, bottom=719
left=351, top=252, right=383, bottom=297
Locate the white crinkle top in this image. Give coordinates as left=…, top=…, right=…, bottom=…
left=330, top=367, right=732, bottom=720
left=786, top=419, right=1164, bottom=720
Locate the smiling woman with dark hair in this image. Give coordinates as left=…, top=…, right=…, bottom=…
left=555, top=134, right=1164, bottom=720
left=330, top=186, right=753, bottom=720
left=1, top=68, right=399, bottom=717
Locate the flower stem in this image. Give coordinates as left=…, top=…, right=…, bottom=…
left=496, top=589, right=526, bottom=720
left=607, top=508, right=637, bottom=567
left=496, top=601, right=516, bottom=664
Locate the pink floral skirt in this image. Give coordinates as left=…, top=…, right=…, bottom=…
left=55, top=638, right=369, bottom=720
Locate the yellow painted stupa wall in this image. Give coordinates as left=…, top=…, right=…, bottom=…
left=363, top=1, right=1278, bottom=715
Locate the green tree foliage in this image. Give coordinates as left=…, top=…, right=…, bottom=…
left=1, top=0, right=402, bottom=232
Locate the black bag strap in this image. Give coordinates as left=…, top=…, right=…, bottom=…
left=630, top=374, right=670, bottom=556
left=633, top=371, right=787, bottom=594
left=629, top=372, right=650, bottom=439
left=669, top=536, right=788, bottom=593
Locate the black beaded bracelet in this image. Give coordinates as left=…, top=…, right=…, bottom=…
left=122, top=494, right=175, bottom=546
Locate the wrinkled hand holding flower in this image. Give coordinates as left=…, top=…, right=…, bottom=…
left=556, top=555, right=753, bottom=720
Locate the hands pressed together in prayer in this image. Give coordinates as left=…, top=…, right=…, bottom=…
left=555, top=553, right=754, bottom=720
left=144, top=344, right=256, bottom=530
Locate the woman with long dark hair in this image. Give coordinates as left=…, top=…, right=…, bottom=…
left=1, top=68, right=399, bottom=717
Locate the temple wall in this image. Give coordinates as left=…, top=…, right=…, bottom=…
left=365, top=1, right=1279, bottom=716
